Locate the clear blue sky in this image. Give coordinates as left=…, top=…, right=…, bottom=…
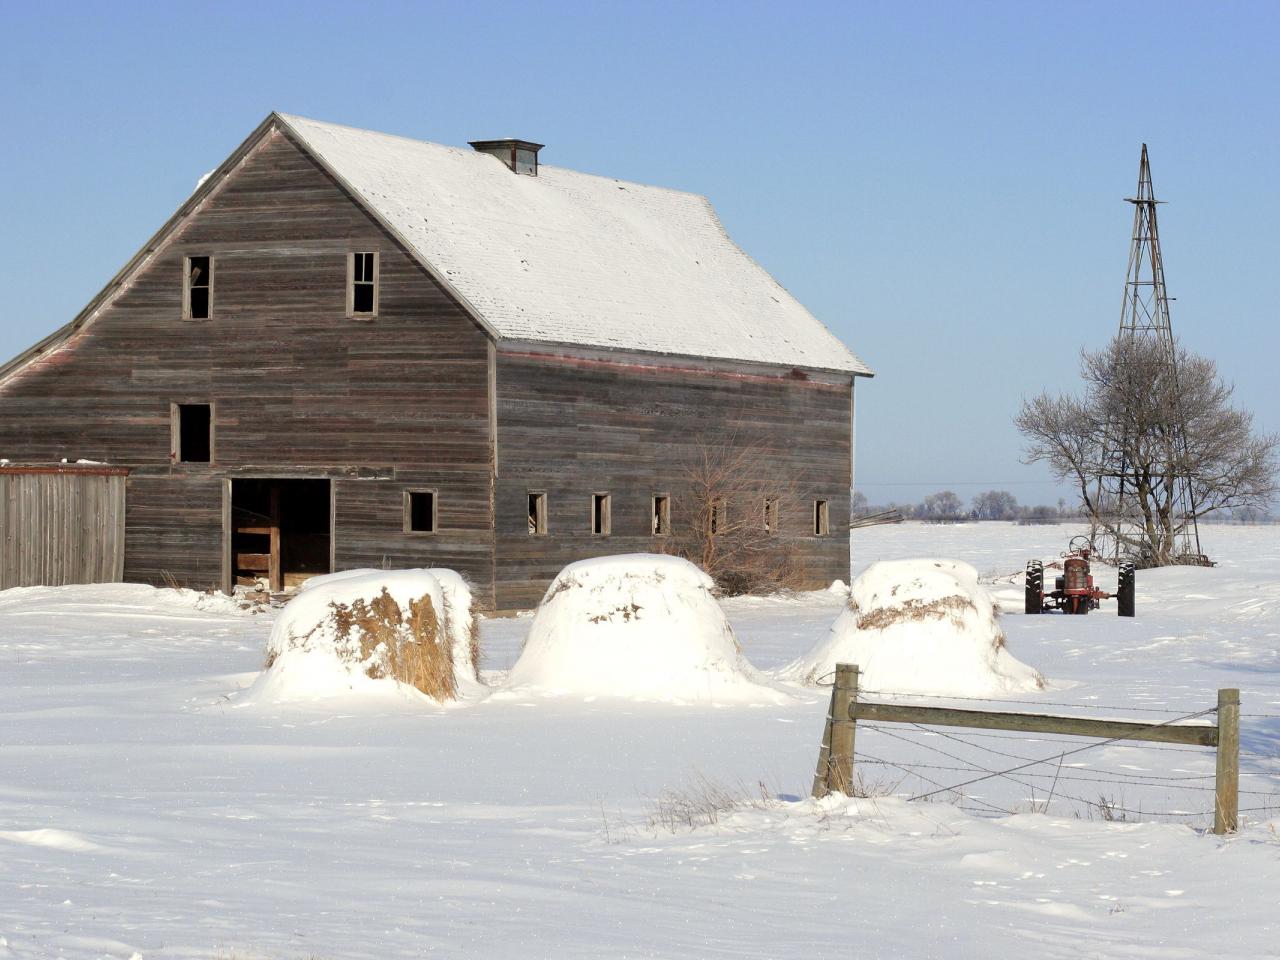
left=2, top=1, right=1277, bottom=508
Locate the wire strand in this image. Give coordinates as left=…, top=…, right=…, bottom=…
left=867, top=722, right=1221, bottom=785
left=852, top=752, right=1012, bottom=817
left=902, top=706, right=1218, bottom=804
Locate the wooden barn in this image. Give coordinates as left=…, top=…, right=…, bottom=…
left=0, top=113, right=872, bottom=609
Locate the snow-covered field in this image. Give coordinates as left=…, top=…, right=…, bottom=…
left=2, top=523, right=1278, bottom=959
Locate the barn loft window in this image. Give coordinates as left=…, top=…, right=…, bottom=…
left=763, top=497, right=779, bottom=534
left=528, top=492, right=547, bottom=535
left=814, top=499, right=830, bottom=536
left=173, top=403, right=212, bottom=463
left=592, top=493, right=611, bottom=536
left=404, top=490, right=437, bottom=534
left=348, top=251, right=379, bottom=317
left=183, top=255, right=212, bottom=319
left=652, top=494, right=670, bottom=536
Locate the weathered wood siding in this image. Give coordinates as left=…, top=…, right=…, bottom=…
left=0, top=127, right=495, bottom=599
left=0, top=468, right=127, bottom=589
left=493, top=347, right=852, bottom=609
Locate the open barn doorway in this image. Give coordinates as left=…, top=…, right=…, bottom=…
left=229, top=479, right=331, bottom=592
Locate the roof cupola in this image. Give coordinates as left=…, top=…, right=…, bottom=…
left=468, top=138, right=544, bottom=176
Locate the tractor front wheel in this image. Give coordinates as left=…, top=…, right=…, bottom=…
left=1117, top=561, right=1136, bottom=617
left=1025, top=561, right=1043, bottom=614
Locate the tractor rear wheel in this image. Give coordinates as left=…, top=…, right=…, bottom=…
left=1025, top=561, right=1043, bottom=614
left=1117, top=561, right=1136, bottom=617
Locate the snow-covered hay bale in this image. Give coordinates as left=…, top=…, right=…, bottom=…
left=503, top=554, right=784, bottom=703
left=255, top=569, right=479, bottom=702
left=783, top=559, right=1043, bottom=696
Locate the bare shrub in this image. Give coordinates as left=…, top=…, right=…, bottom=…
left=664, top=433, right=806, bottom=596
left=1092, top=794, right=1128, bottom=823
left=646, top=774, right=776, bottom=833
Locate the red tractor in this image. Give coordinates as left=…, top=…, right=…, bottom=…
left=1025, top=536, right=1135, bottom=617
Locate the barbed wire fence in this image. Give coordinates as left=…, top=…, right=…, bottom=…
left=810, top=668, right=1280, bottom=828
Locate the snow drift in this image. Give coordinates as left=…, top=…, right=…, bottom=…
left=783, top=559, right=1044, bottom=696
left=503, top=554, right=786, bottom=703
left=248, top=569, right=480, bottom=703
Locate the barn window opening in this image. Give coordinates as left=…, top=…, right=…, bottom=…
left=184, top=255, right=212, bottom=319
left=652, top=494, right=670, bottom=536
left=230, top=478, right=332, bottom=592
left=592, top=493, right=611, bottom=536
left=814, top=499, right=830, bottom=536
left=528, top=492, right=547, bottom=535
left=709, top=498, right=724, bottom=535
left=349, top=252, right=379, bottom=316
left=405, top=490, right=437, bottom=534
left=764, top=497, right=779, bottom=534
left=174, top=403, right=212, bottom=463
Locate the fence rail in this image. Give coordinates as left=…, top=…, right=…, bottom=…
left=812, top=663, right=1241, bottom=835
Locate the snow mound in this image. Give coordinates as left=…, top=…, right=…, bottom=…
left=782, top=559, right=1044, bottom=696
left=503, top=554, right=787, bottom=703
left=246, top=569, right=480, bottom=704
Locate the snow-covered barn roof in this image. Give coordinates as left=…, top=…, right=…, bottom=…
left=277, top=114, right=871, bottom=376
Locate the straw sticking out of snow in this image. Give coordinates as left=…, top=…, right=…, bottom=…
left=244, top=568, right=479, bottom=704
left=783, top=558, right=1044, bottom=696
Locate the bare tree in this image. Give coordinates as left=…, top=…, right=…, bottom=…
left=665, top=434, right=803, bottom=595
left=972, top=489, right=1019, bottom=520
left=920, top=490, right=964, bottom=521
left=1016, top=336, right=1278, bottom=564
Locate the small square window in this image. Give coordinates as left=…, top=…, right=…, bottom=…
left=184, top=256, right=212, bottom=320
left=173, top=403, right=212, bottom=463
left=405, top=490, right=437, bottom=534
left=652, top=494, right=670, bottom=536
left=709, top=498, right=724, bottom=535
left=349, top=251, right=379, bottom=316
left=528, top=492, right=547, bottom=535
left=592, top=493, right=611, bottom=536
left=814, top=499, right=830, bottom=536
left=763, top=497, right=779, bottom=534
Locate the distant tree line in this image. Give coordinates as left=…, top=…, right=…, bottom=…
left=850, top=489, right=1272, bottom=525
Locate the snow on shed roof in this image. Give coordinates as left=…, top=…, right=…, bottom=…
left=278, top=114, right=871, bottom=375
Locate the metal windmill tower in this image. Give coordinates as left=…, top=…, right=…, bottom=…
left=1092, top=145, right=1205, bottom=565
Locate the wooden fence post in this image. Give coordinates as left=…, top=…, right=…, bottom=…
left=1214, top=687, right=1240, bottom=835
left=810, top=686, right=835, bottom=799
left=810, top=663, right=860, bottom=798
left=828, top=663, right=859, bottom=795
